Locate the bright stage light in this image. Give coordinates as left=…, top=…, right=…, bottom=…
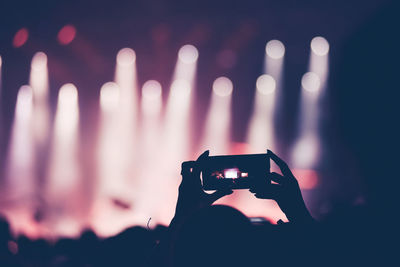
left=142, top=80, right=162, bottom=99
left=100, top=82, right=120, bottom=112
left=309, top=37, right=329, bottom=87
left=141, top=80, right=162, bottom=115
left=212, top=77, right=233, bottom=96
left=202, top=77, right=233, bottom=154
left=256, top=74, right=276, bottom=95
left=134, top=81, right=164, bottom=225
left=29, top=51, right=51, bottom=175
left=301, top=72, right=320, bottom=92
left=263, top=40, right=284, bottom=113
left=114, top=48, right=138, bottom=117
left=95, top=74, right=140, bottom=233
left=291, top=38, right=330, bottom=169
left=31, top=52, right=47, bottom=71
left=15, top=86, right=33, bottom=118
left=114, top=47, right=138, bottom=161
left=4, top=85, right=34, bottom=197
left=117, top=48, right=136, bottom=66
left=311, top=36, right=329, bottom=56
left=170, top=79, right=191, bottom=98
left=265, top=40, right=285, bottom=59
left=178, top=44, right=199, bottom=64
left=247, top=75, right=277, bottom=153
left=30, top=52, right=49, bottom=102
left=55, top=84, right=79, bottom=137
left=46, top=83, right=81, bottom=236
left=292, top=135, right=320, bottom=169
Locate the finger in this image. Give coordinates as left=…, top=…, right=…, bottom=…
left=253, top=184, right=282, bottom=200
left=270, top=172, right=285, bottom=185
left=181, top=161, right=195, bottom=175
left=196, top=150, right=210, bottom=162
left=192, top=150, right=209, bottom=184
left=208, top=188, right=233, bottom=203
left=180, top=161, right=199, bottom=189
left=267, top=150, right=294, bottom=178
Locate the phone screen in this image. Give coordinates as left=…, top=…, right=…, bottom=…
left=201, top=154, right=270, bottom=190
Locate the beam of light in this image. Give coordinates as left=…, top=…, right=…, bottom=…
left=141, top=80, right=162, bottom=115
left=4, top=86, right=35, bottom=199
left=93, top=82, right=143, bottom=236
left=311, top=36, right=330, bottom=56
left=291, top=37, right=330, bottom=169
left=233, top=41, right=286, bottom=222
left=245, top=40, right=285, bottom=155
left=309, top=36, right=329, bottom=89
left=265, top=40, right=285, bottom=59
left=115, top=48, right=138, bottom=139
left=246, top=75, right=277, bottom=153
left=12, top=28, right=29, bottom=48
left=201, top=77, right=233, bottom=155
left=28, top=52, right=51, bottom=219
left=134, top=81, right=164, bottom=224
left=114, top=48, right=138, bottom=178
left=30, top=52, right=49, bottom=102
left=29, top=52, right=50, bottom=148
left=46, top=83, right=82, bottom=237
left=173, top=44, right=198, bottom=83
left=57, top=25, right=77, bottom=45
left=264, top=40, right=285, bottom=84
left=154, top=45, right=198, bottom=224
left=246, top=40, right=285, bottom=154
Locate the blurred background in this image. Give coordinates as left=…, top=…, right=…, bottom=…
left=0, top=0, right=397, bottom=239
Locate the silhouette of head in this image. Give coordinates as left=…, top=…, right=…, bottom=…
left=172, top=205, right=253, bottom=267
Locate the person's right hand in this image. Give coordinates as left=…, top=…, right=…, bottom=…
left=174, top=151, right=233, bottom=221
left=250, top=150, right=314, bottom=224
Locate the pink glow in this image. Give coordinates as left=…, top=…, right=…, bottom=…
left=58, top=25, right=76, bottom=45
left=13, top=28, right=29, bottom=47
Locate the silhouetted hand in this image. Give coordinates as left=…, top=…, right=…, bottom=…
left=250, top=150, right=314, bottom=224
left=174, top=150, right=233, bottom=220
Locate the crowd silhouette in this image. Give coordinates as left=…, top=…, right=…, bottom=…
left=0, top=150, right=388, bottom=266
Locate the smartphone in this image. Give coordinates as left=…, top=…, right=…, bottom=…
left=200, top=153, right=270, bottom=190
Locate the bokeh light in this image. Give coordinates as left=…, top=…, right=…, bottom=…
left=142, top=80, right=162, bottom=115
left=116, top=48, right=136, bottom=66
left=57, top=25, right=77, bottom=45
left=31, top=52, right=47, bottom=71
left=178, top=44, right=199, bottom=64
left=212, top=77, right=233, bottom=96
left=142, top=80, right=162, bottom=100
left=13, top=28, right=29, bottom=48
left=301, top=72, right=321, bottom=92
left=256, top=74, right=276, bottom=95
left=265, top=40, right=285, bottom=59
left=311, top=36, right=330, bottom=56
left=100, top=82, right=120, bottom=112
left=170, top=79, right=191, bottom=98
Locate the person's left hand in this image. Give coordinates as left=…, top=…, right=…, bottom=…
left=174, top=150, right=233, bottom=220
